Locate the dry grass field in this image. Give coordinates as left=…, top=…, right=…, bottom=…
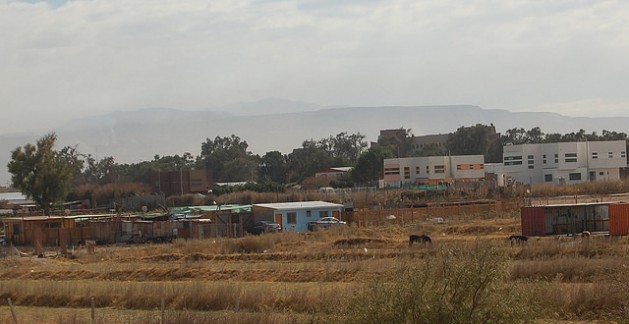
left=2, top=214, right=629, bottom=323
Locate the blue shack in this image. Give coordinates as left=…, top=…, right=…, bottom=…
left=253, top=201, right=344, bottom=232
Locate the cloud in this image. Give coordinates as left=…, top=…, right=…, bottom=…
left=1, top=0, right=628, bottom=135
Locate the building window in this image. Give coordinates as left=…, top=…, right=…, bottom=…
left=543, top=160, right=547, bottom=164
left=569, top=173, right=582, bottom=181
left=384, top=167, right=400, bottom=175
left=415, top=166, right=420, bottom=175
left=599, top=172, right=604, bottom=176
left=564, top=153, right=577, bottom=163
left=319, top=210, right=329, bottom=218
left=504, top=155, right=523, bottom=166
left=287, top=212, right=297, bottom=224
left=528, top=165, right=534, bottom=169
left=527, top=155, right=534, bottom=159
left=404, top=167, right=410, bottom=179
left=504, top=156, right=522, bottom=161
left=306, top=210, right=312, bottom=218
left=426, top=166, right=430, bottom=174
left=543, top=154, right=547, bottom=158
left=592, top=152, right=598, bottom=159
left=609, top=152, right=614, bottom=158
left=434, top=165, right=446, bottom=174
left=554, top=159, right=559, bottom=163
left=622, top=151, right=626, bottom=158
left=544, top=174, right=553, bottom=182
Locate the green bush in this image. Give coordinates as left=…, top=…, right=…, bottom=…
left=343, top=242, right=533, bottom=323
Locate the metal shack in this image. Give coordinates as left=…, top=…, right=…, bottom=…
left=253, top=201, right=344, bottom=232
left=521, top=202, right=629, bottom=236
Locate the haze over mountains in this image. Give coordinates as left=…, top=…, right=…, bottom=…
left=2, top=99, right=629, bottom=185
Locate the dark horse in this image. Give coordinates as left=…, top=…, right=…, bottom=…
left=409, top=234, right=432, bottom=246
left=508, top=235, right=528, bottom=246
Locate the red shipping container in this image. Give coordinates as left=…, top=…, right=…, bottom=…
left=521, top=206, right=546, bottom=236
left=609, top=203, right=629, bottom=236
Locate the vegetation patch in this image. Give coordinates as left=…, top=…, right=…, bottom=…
left=333, top=238, right=389, bottom=247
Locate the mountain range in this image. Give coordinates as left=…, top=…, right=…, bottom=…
left=2, top=99, right=629, bottom=185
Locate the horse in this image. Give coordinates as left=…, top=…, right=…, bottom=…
left=409, top=234, right=432, bottom=246
left=508, top=235, right=528, bottom=247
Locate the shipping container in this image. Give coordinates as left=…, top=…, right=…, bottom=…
left=521, top=206, right=546, bottom=236
left=609, top=203, right=629, bottom=236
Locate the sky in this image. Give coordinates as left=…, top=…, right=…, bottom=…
left=2, top=0, right=629, bottom=135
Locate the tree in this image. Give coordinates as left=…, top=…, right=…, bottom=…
left=377, top=128, right=415, bottom=157
left=84, top=156, right=120, bottom=184
left=351, top=146, right=395, bottom=184
left=58, top=145, right=86, bottom=185
left=7, top=133, right=73, bottom=215
left=287, top=140, right=333, bottom=183
left=197, top=135, right=258, bottom=182
left=326, top=132, right=368, bottom=164
left=417, top=143, right=444, bottom=157
left=260, top=151, right=289, bottom=183
left=447, top=124, right=502, bottom=162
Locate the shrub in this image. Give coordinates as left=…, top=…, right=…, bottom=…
left=343, top=241, right=533, bottom=323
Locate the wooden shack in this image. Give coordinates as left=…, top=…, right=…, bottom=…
left=1, top=214, right=116, bottom=246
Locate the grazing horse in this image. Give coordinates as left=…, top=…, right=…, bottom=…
left=508, top=235, right=528, bottom=247
left=409, top=234, right=432, bottom=246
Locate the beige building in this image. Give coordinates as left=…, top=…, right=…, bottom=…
left=381, top=155, right=485, bottom=188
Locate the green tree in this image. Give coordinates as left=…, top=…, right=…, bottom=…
left=197, top=135, right=257, bottom=182
left=260, top=151, right=289, bottom=183
left=448, top=124, right=502, bottom=162
left=325, top=132, right=368, bottom=164
left=287, top=140, right=334, bottom=183
left=377, top=128, right=415, bottom=157
left=7, top=133, right=73, bottom=215
left=417, top=143, right=444, bottom=157
left=526, top=126, right=544, bottom=143
left=351, top=146, right=395, bottom=184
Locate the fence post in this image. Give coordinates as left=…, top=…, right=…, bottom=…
left=7, top=297, right=17, bottom=324
left=91, top=296, right=95, bottom=324
left=160, top=297, right=165, bottom=324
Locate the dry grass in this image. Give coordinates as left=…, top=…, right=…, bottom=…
left=2, top=212, right=629, bottom=322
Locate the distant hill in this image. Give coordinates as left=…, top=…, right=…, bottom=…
left=2, top=102, right=629, bottom=185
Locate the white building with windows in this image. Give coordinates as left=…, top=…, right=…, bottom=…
left=381, top=155, right=485, bottom=188
left=499, top=140, right=627, bottom=185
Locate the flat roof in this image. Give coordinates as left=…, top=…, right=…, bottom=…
left=254, top=201, right=344, bottom=211
left=525, top=201, right=626, bottom=208
left=1, top=214, right=118, bottom=222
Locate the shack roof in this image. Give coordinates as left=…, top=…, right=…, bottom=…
left=170, top=204, right=252, bottom=214
left=1, top=214, right=117, bottom=222
left=254, top=201, right=344, bottom=211
left=525, top=201, right=626, bottom=208
left=0, top=192, right=35, bottom=205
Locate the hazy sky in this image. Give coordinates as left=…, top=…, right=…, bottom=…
left=2, top=0, right=629, bottom=134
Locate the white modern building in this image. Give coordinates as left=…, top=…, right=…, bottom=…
left=381, top=155, right=485, bottom=188
left=498, top=140, right=627, bottom=185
